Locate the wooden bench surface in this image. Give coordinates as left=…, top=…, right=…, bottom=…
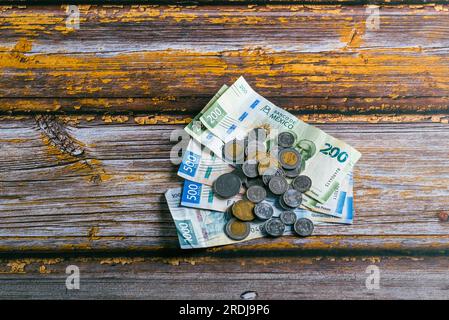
left=1, top=2, right=449, bottom=299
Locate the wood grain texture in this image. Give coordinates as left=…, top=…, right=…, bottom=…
left=0, top=1, right=443, bottom=5
left=1, top=4, right=449, bottom=114
left=0, top=255, right=448, bottom=299
left=1, top=117, right=449, bottom=253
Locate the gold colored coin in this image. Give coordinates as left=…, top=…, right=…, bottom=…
left=232, top=200, right=256, bottom=221
left=230, top=220, right=248, bottom=235
left=281, top=150, right=298, bottom=167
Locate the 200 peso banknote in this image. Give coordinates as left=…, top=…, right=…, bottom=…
left=184, top=85, right=228, bottom=158
left=301, top=171, right=352, bottom=217
left=198, top=76, right=361, bottom=204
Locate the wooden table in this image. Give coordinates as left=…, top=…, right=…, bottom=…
left=1, top=1, right=449, bottom=299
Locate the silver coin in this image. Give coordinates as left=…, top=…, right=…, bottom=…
left=213, top=172, right=242, bottom=199
left=284, top=166, right=301, bottom=178
left=248, top=127, right=267, bottom=143
left=294, top=218, right=314, bottom=237
left=262, top=167, right=285, bottom=185
left=264, top=218, right=285, bottom=237
left=280, top=210, right=297, bottom=225
left=225, top=218, right=251, bottom=240
left=278, top=196, right=290, bottom=210
left=244, top=177, right=264, bottom=189
left=223, top=139, right=245, bottom=163
left=282, top=189, right=303, bottom=208
left=254, top=202, right=274, bottom=220
left=242, top=159, right=259, bottom=178
left=292, top=175, right=312, bottom=193
left=268, top=176, right=289, bottom=195
left=246, top=185, right=267, bottom=203
left=279, top=148, right=302, bottom=170
left=278, top=131, right=296, bottom=148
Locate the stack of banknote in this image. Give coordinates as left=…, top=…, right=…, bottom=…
left=165, top=77, right=361, bottom=249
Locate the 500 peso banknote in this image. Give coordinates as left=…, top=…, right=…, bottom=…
left=177, top=139, right=234, bottom=186
left=199, top=76, right=361, bottom=204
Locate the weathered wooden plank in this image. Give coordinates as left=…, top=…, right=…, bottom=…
left=0, top=255, right=448, bottom=299
left=1, top=4, right=449, bottom=113
left=1, top=116, right=449, bottom=252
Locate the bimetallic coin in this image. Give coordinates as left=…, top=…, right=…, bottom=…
left=292, top=175, right=312, bottom=193
left=284, top=166, right=301, bottom=178
left=294, top=218, right=314, bottom=237
left=279, top=148, right=302, bottom=170
left=213, top=172, right=242, bottom=199
left=246, top=185, right=267, bottom=203
left=268, top=176, right=289, bottom=195
left=280, top=211, right=297, bottom=225
left=242, top=159, right=259, bottom=178
left=223, top=139, right=245, bottom=163
left=248, top=127, right=267, bottom=143
left=282, top=189, right=303, bottom=208
left=253, top=202, right=274, bottom=220
left=264, top=218, right=285, bottom=237
left=262, top=167, right=285, bottom=185
left=232, top=200, right=256, bottom=221
left=225, top=218, right=251, bottom=241
left=278, top=131, right=296, bottom=148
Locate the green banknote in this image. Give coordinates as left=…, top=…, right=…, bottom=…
left=177, top=138, right=233, bottom=186
left=184, top=85, right=228, bottom=158
left=199, top=76, right=361, bottom=204
left=301, top=171, right=351, bottom=217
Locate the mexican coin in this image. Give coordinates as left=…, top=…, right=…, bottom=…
left=268, top=176, right=289, bottom=195
left=253, top=202, right=274, bottom=220
left=279, top=148, right=302, bottom=170
left=292, top=175, right=312, bottom=193
left=278, top=131, right=296, bottom=148
left=294, top=218, right=314, bottom=237
left=264, top=218, right=286, bottom=237
left=246, top=185, right=267, bottom=203
left=225, top=218, right=251, bottom=241
left=280, top=210, right=297, bottom=225
left=242, top=159, right=259, bottom=178
left=282, top=189, right=303, bottom=208
left=223, top=139, right=245, bottom=163
left=232, top=200, right=256, bottom=221
left=213, top=172, right=242, bottom=199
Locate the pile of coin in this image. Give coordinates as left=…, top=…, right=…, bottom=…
left=213, top=128, right=315, bottom=241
